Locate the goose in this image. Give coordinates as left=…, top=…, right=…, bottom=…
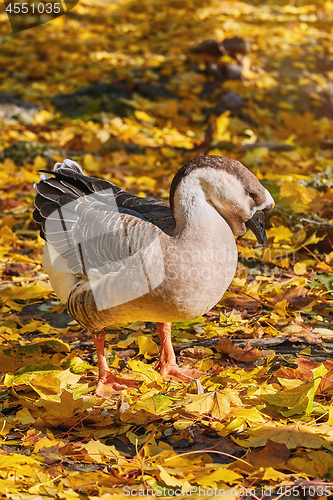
left=33, top=155, right=274, bottom=397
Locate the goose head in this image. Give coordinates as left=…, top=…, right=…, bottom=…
left=170, top=155, right=274, bottom=245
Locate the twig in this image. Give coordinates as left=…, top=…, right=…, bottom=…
left=164, top=449, right=251, bottom=467
left=301, top=245, right=321, bottom=263
left=326, top=233, right=333, bottom=251
left=14, top=230, right=39, bottom=235
left=228, top=286, right=265, bottom=305
left=0, top=334, right=13, bottom=345
left=72, top=481, right=97, bottom=490
left=300, top=218, right=333, bottom=227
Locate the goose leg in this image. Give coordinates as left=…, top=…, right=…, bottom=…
left=92, top=331, right=139, bottom=397
left=155, top=322, right=205, bottom=382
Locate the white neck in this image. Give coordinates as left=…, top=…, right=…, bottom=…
left=172, top=173, right=231, bottom=237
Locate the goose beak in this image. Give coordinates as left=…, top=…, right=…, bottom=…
left=245, top=210, right=267, bottom=246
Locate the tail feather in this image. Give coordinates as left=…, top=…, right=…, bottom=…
left=33, top=158, right=115, bottom=241
left=54, top=158, right=83, bottom=174
left=33, top=158, right=86, bottom=241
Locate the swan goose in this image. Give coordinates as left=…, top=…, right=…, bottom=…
left=33, top=155, right=274, bottom=397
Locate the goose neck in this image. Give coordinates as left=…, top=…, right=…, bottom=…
left=172, top=175, right=221, bottom=235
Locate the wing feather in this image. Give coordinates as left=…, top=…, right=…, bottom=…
left=33, top=159, right=171, bottom=280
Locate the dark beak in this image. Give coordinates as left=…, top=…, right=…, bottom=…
left=245, top=210, right=267, bottom=246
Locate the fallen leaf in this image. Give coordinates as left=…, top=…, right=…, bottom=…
left=217, top=338, right=274, bottom=362
left=247, top=440, right=290, bottom=469
left=79, top=439, right=123, bottom=463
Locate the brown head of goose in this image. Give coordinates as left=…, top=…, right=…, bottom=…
left=33, top=155, right=274, bottom=397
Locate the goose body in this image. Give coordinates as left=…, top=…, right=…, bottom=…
left=34, top=155, right=274, bottom=396
left=65, top=197, right=237, bottom=328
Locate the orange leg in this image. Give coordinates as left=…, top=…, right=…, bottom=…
left=155, top=322, right=205, bottom=382
left=92, top=330, right=139, bottom=397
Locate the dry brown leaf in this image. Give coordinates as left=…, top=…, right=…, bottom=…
left=247, top=439, right=290, bottom=469
left=289, top=333, right=322, bottom=345
left=217, top=338, right=274, bottom=362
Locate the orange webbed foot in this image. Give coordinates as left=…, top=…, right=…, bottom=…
left=158, top=363, right=205, bottom=383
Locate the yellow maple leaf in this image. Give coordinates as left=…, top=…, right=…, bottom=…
left=29, top=373, right=62, bottom=398
left=273, top=299, right=288, bottom=317
left=262, top=467, right=287, bottom=481
left=33, top=436, right=61, bottom=453
left=279, top=182, right=317, bottom=213
left=182, top=390, right=240, bottom=420
left=79, top=439, right=122, bottom=463
left=38, top=390, right=83, bottom=425
left=156, top=464, right=191, bottom=489
left=0, top=226, right=16, bottom=245
left=308, top=450, right=333, bottom=477
left=233, top=422, right=329, bottom=449
left=316, top=261, right=332, bottom=273
left=266, top=225, right=293, bottom=243
left=33, top=156, right=47, bottom=169
left=0, top=283, right=53, bottom=310
left=134, top=110, right=151, bottom=122
left=294, top=262, right=307, bottom=275
left=215, top=111, right=230, bottom=141
left=128, top=359, right=164, bottom=385
left=137, top=335, right=159, bottom=359
left=33, top=110, right=54, bottom=125
left=226, top=407, right=266, bottom=425
left=83, top=153, right=101, bottom=171
left=0, top=454, right=39, bottom=469
left=0, top=346, right=20, bottom=373
left=13, top=408, right=35, bottom=426
left=286, top=456, right=317, bottom=478
left=280, top=111, right=316, bottom=138
left=136, top=175, right=156, bottom=188
left=196, top=467, right=242, bottom=487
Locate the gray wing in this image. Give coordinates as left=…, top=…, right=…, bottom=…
left=33, top=160, right=171, bottom=279
left=43, top=188, right=165, bottom=278
left=45, top=191, right=166, bottom=311
left=113, top=191, right=175, bottom=235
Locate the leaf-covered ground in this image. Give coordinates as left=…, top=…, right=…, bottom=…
left=1, top=0, right=333, bottom=498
